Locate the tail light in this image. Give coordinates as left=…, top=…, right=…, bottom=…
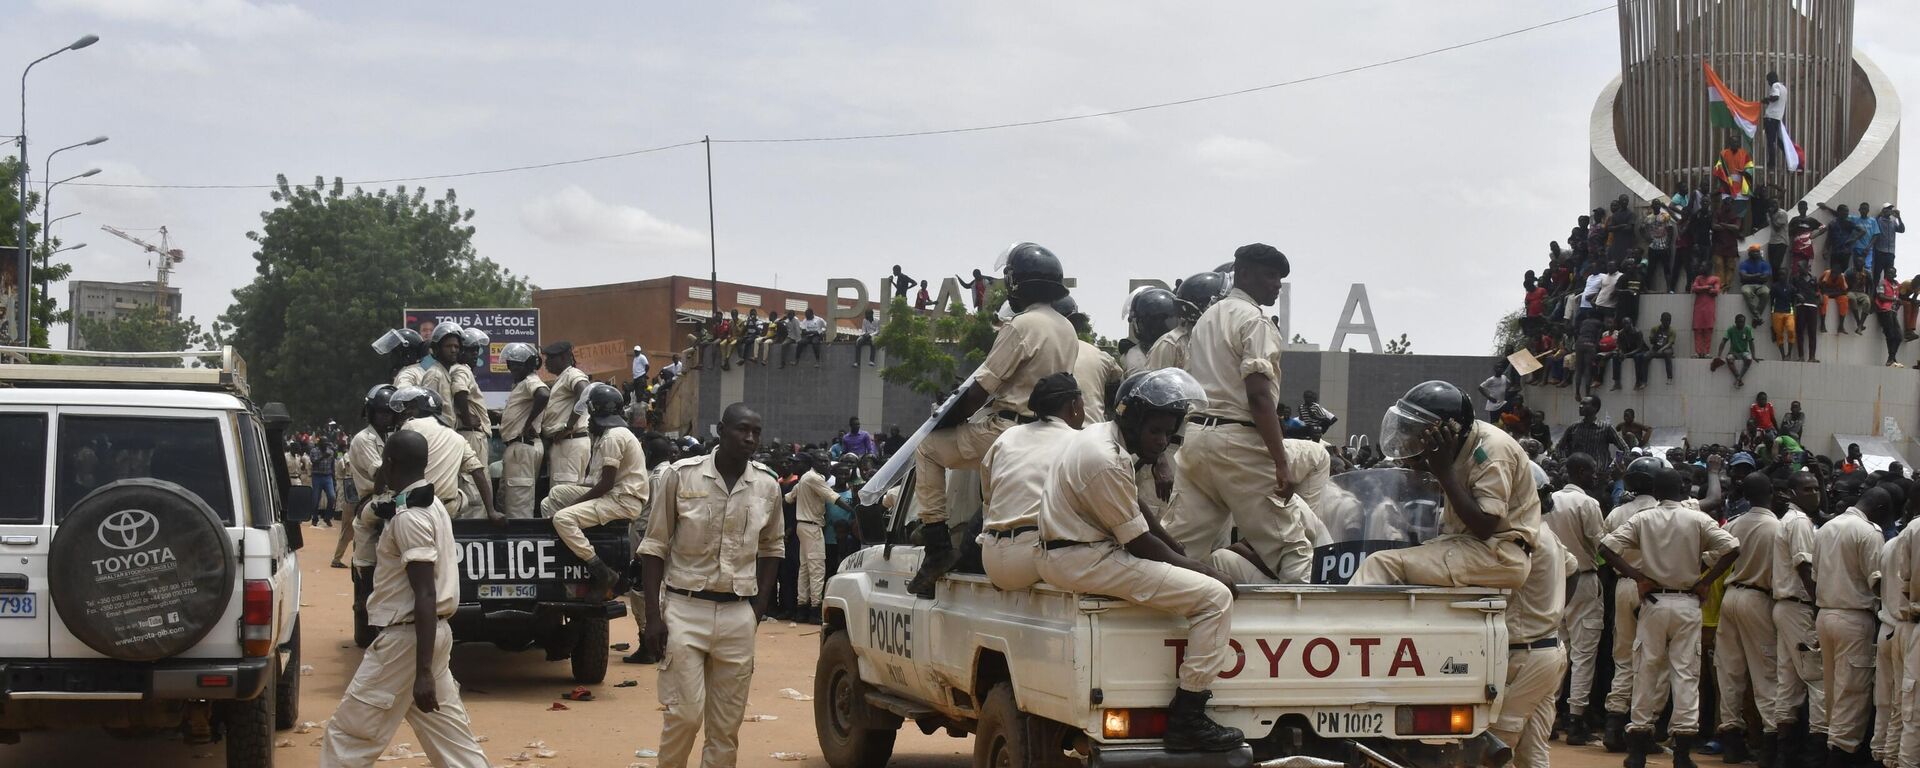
left=1396, top=704, right=1474, bottom=735
left=1101, top=708, right=1169, bottom=740
left=242, top=579, right=273, bottom=657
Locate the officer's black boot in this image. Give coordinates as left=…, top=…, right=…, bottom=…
left=1625, top=730, right=1652, bottom=768
left=1824, top=745, right=1848, bottom=768
left=1721, top=728, right=1754, bottom=764
left=1755, top=730, right=1778, bottom=768
left=1163, top=688, right=1244, bottom=753
left=586, top=557, right=620, bottom=602
left=1672, top=733, right=1697, bottom=768
left=907, top=522, right=960, bottom=598
left=1806, top=733, right=1830, bottom=768
left=1605, top=712, right=1630, bottom=753
left=1567, top=713, right=1596, bottom=746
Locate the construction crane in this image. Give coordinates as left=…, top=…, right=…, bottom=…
left=101, top=225, right=186, bottom=287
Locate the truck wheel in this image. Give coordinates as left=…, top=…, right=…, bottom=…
left=816, top=631, right=897, bottom=768
left=570, top=616, right=610, bottom=684
left=975, top=683, right=1036, bottom=768
left=223, top=664, right=276, bottom=768
left=274, top=620, right=301, bottom=730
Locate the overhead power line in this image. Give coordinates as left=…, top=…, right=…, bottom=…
left=41, top=6, right=1608, bottom=191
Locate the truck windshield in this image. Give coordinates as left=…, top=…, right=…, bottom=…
left=55, top=415, right=235, bottom=525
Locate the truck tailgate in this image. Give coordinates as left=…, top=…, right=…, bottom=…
left=452, top=519, right=631, bottom=604
left=1090, top=585, right=1506, bottom=738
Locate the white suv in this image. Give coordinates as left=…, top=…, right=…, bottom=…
left=0, top=348, right=302, bottom=768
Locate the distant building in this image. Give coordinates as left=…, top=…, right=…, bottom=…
left=67, top=280, right=182, bottom=350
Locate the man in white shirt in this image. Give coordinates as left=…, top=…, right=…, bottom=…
left=977, top=372, right=1083, bottom=591
left=1763, top=71, right=1789, bottom=171
left=1547, top=453, right=1608, bottom=745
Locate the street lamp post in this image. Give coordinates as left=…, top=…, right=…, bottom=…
left=50, top=242, right=84, bottom=256
left=38, top=168, right=98, bottom=302
left=15, top=33, right=99, bottom=345
left=42, top=135, right=106, bottom=254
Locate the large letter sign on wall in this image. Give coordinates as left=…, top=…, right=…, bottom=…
left=1329, top=284, right=1382, bottom=354
left=827, top=278, right=869, bottom=327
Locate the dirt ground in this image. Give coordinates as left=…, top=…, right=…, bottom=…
left=6, top=524, right=1636, bottom=767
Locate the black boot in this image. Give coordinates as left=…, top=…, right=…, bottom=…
left=1605, top=712, right=1630, bottom=753
left=1672, top=734, right=1698, bottom=768
left=1163, top=688, right=1244, bottom=753
left=1824, top=746, right=1848, bottom=768
left=1625, top=729, right=1652, bottom=768
left=1806, top=733, right=1830, bottom=768
left=1756, top=730, right=1777, bottom=768
left=1721, top=728, right=1753, bottom=764
left=907, top=522, right=960, bottom=598
left=1567, top=713, right=1596, bottom=746
left=586, top=557, right=621, bottom=602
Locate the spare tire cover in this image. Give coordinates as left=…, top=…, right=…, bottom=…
left=50, top=478, right=236, bottom=661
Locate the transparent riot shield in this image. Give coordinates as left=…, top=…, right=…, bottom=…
left=1310, top=468, right=1445, bottom=584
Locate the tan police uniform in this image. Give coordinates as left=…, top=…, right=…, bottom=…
left=1815, top=506, right=1884, bottom=753
left=418, top=362, right=458, bottom=425
left=320, top=480, right=489, bottom=768
left=1120, top=344, right=1151, bottom=378
left=541, top=365, right=592, bottom=488
left=399, top=417, right=483, bottom=516
left=1546, top=484, right=1606, bottom=719
left=1283, top=438, right=1331, bottom=514
left=913, top=302, right=1075, bottom=525
left=1036, top=422, right=1234, bottom=693
left=784, top=468, right=836, bottom=608
left=638, top=454, right=783, bottom=768
left=392, top=361, right=426, bottom=390
left=1774, top=502, right=1826, bottom=738
left=449, top=362, right=492, bottom=486
left=1145, top=324, right=1189, bottom=371
left=1718, top=506, right=1785, bottom=736
left=1208, top=545, right=1280, bottom=585
left=498, top=371, right=547, bottom=518
left=1164, top=288, right=1311, bottom=577
left=287, top=451, right=311, bottom=487
left=1873, top=533, right=1908, bottom=763
left=540, top=427, right=649, bottom=563
left=1898, top=522, right=1920, bottom=768
left=346, top=427, right=385, bottom=568
left=1602, top=493, right=1661, bottom=716
left=977, top=417, right=1078, bottom=591
left=626, top=462, right=672, bottom=642
left=1492, top=527, right=1572, bottom=768
left=1352, top=420, right=1540, bottom=591
left=1072, top=338, right=1123, bottom=423
left=1600, top=499, right=1739, bottom=736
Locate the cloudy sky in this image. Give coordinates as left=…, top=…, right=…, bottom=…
left=9, top=0, right=1920, bottom=355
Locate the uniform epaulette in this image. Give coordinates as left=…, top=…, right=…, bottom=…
left=671, top=455, right=707, bottom=469
left=750, top=460, right=778, bottom=479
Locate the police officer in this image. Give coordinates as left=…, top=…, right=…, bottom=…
left=450, top=328, right=492, bottom=494
left=637, top=403, right=783, bottom=768
left=1716, top=473, right=1785, bottom=765
left=1599, top=468, right=1741, bottom=768
left=783, top=452, right=836, bottom=624
left=1814, top=484, right=1894, bottom=765
left=390, top=387, right=496, bottom=521
left=540, top=383, right=648, bottom=601
left=978, top=372, right=1084, bottom=591
left=1896, top=496, right=1920, bottom=767
left=1163, top=244, right=1312, bottom=581
left=373, top=327, right=430, bottom=387
left=1057, top=298, right=1121, bottom=422
left=1034, top=368, right=1243, bottom=753
left=345, top=385, right=400, bottom=634
left=419, top=321, right=463, bottom=426
left=623, top=433, right=679, bottom=665
left=1493, top=520, right=1573, bottom=768
left=1774, top=470, right=1825, bottom=763
left=1546, top=452, right=1607, bottom=745
left=320, top=431, right=490, bottom=768
left=908, top=243, right=1076, bottom=596
left=1121, top=286, right=1180, bottom=377
left=539, top=341, right=593, bottom=492
left=1355, top=380, right=1541, bottom=591
left=497, top=343, right=548, bottom=518
left=1872, top=502, right=1911, bottom=767
left=1149, top=271, right=1229, bottom=371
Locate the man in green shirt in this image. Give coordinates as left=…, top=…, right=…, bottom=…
left=1717, top=313, right=1757, bottom=387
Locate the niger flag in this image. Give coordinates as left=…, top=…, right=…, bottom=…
left=1705, top=61, right=1804, bottom=171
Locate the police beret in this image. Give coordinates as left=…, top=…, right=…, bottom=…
left=1234, top=243, right=1290, bottom=277
left=543, top=340, right=574, bottom=356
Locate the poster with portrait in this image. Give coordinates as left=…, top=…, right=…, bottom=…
left=402, top=307, right=539, bottom=408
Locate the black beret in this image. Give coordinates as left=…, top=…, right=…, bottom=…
left=542, top=340, right=574, bottom=356
left=1233, top=242, right=1291, bottom=277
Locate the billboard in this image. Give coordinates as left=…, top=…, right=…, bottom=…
left=403, top=307, right=539, bottom=408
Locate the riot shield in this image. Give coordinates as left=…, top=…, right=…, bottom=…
left=1310, top=468, right=1444, bottom=584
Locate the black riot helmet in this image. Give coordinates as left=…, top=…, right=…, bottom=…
left=1174, top=271, right=1229, bottom=320
left=387, top=386, right=444, bottom=422
left=1127, top=287, right=1182, bottom=347
left=458, top=327, right=490, bottom=366
left=579, top=382, right=628, bottom=434
left=501, top=342, right=541, bottom=377
left=1379, top=380, right=1476, bottom=461
left=363, top=384, right=399, bottom=430
left=1000, top=242, right=1069, bottom=306
left=1624, top=456, right=1664, bottom=495
left=371, top=328, right=428, bottom=370
left=1052, top=295, right=1092, bottom=335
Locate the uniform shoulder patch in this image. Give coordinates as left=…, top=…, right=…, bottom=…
left=750, top=460, right=778, bottom=479
left=671, top=455, right=706, bottom=469
left=1473, top=446, right=1489, bottom=465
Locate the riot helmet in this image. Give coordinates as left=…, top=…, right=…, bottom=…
left=1174, top=271, right=1229, bottom=320
left=386, top=386, right=444, bottom=422
left=1379, top=381, right=1475, bottom=460
left=501, top=341, right=541, bottom=375
left=363, top=383, right=399, bottom=430
left=1113, top=367, right=1208, bottom=420
left=576, top=382, right=627, bottom=434
left=999, top=242, right=1069, bottom=305
left=1127, top=287, right=1182, bottom=348
left=372, top=328, right=428, bottom=368
left=459, top=327, right=491, bottom=366
left=1624, top=456, right=1664, bottom=495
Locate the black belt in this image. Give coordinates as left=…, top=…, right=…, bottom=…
left=667, top=587, right=746, bottom=603
left=567, top=431, right=589, bottom=439
left=1780, top=595, right=1815, bottom=606
left=1187, top=415, right=1256, bottom=429
left=797, top=520, right=822, bottom=527
left=1652, top=588, right=1695, bottom=595
left=1730, top=582, right=1769, bottom=594
left=986, top=526, right=1037, bottom=540
left=994, top=410, right=1039, bottom=424
left=1510, top=637, right=1560, bottom=650
left=1043, top=539, right=1092, bottom=550
left=509, top=433, right=536, bottom=445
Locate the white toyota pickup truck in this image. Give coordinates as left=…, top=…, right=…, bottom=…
left=815, top=468, right=1512, bottom=768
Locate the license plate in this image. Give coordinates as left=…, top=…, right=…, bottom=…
left=1314, top=709, right=1387, bottom=737
left=477, top=584, right=537, bottom=600
left=0, top=594, right=36, bottom=618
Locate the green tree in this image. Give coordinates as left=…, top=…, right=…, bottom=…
left=1384, top=333, right=1413, bottom=354
left=222, top=176, right=529, bottom=423
left=875, top=288, right=1002, bottom=398
left=0, top=156, right=73, bottom=348
left=73, top=303, right=204, bottom=366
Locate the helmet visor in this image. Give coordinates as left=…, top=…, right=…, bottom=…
left=388, top=386, right=433, bottom=414
left=1127, top=368, right=1208, bottom=411
left=1379, top=403, right=1443, bottom=460
left=460, top=328, right=490, bottom=348
left=371, top=329, right=406, bottom=355
left=501, top=342, right=538, bottom=364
